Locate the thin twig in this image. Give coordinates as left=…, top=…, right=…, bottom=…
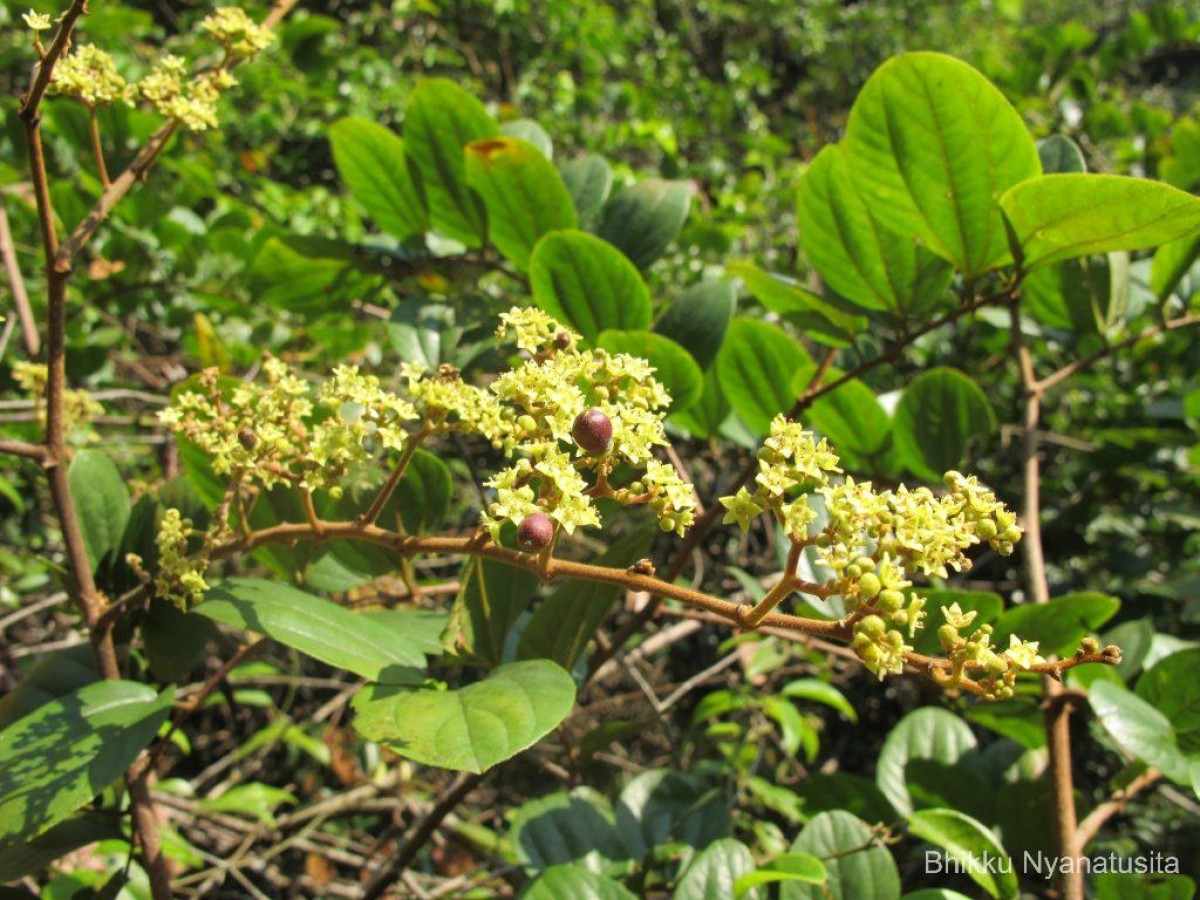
left=0, top=201, right=39, bottom=357
left=1037, top=314, right=1200, bottom=394
left=1076, top=769, right=1163, bottom=849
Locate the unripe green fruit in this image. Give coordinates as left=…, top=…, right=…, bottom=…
left=976, top=519, right=998, bottom=540
left=877, top=589, right=905, bottom=613
left=858, top=572, right=882, bottom=599
left=572, top=408, right=613, bottom=455
left=858, top=614, right=887, bottom=640
left=516, top=512, right=555, bottom=551
left=517, top=414, right=538, bottom=433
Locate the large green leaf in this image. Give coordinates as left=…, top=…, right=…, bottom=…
left=529, top=230, right=652, bottom=341
left=794, top=773, right=896, bottom=825
left=0, top=645, right=97, bottom=730
left=1090, top=682, right=1195, bottom=786
left=518, top=523, right=656, bottom=668
left=654, top=279, right=736, bottom=370
left=796, top=145, right=953, bottom=317
left=560, top=154, right=613, bottom=228
left=1150, top=234, right=1200, bottom=302
left=464, top=136, right=577, bottom=268
left=0, top=812, right=122, bottom=883
left=999, top=174, right=1200, bottom=270
left=597, top=178, right=691, bottom=269
left=876, top=707, right=977, bottom=816
left=1137, top=650, right=1200, bottom=753
left=143, top=599, right=216, bottom=683
left=509, top=788, right=626, bottom=872
left=672, top=365, right=730, bottom=439
left=675, top=839, right=761, bottom=900
left=0, top=681, right=171, bottom=851
left=615, top=769, right=732, bottom=856
left=843, top=52, right=1040, bottom=276
left=1094, top=872, right=1197, bottom=900
left=525, top=865, right=637, bottom=900
left=329, top=116, right=426, bottom=242
left=443, top=557, right=539, bottom=667
left=782, top=811, right=901, bottom=900
left=1037, top=135, right=1086, bottom=175
left=805, top=378, right=892, bottom=469
left=907, top=809, right=1018, bottom=899
left=352, top=660, right=576, bottom=773
left=404, top=78, right=499, bottom=246
left=893, top=367, right=995, bottom=481
left=598, top=330, right=703, bottom=412
left=716, top=318, right=814, bottom=435
left=194, top=578, right=426, bottom=683
left=68, top=449, right=131, bottom=573
left=991, top=592, right=1120, bottom=658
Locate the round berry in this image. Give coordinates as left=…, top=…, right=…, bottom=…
left=516, top=512, right=555, bottom=552
left=238, top=428, right=258, bottom=450
left=571, top=408, right=613, bottom=455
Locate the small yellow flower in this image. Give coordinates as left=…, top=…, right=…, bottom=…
left=23, top=10, right=52, bottom=30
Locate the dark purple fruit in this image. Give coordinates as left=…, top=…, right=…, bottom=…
left=238, top=428, right=258, bottom=450
left=571, top=408, right=613, bottom=455
left=516, top=512, right=555, bottom=551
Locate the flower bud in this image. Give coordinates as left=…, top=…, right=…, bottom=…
left=858, top=572, right=882, bottom=600
left=516, top=512, right=555, bottom=552
left=877, top=589, right=905, bottom=613
left=975, top=519, right=997, bottom=540
left=571, top=408, right=613, bottom=455
left=857, top=615, right=887, bottom=640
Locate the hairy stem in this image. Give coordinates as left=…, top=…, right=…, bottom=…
left=1011, top=300, right=1082, bottom=900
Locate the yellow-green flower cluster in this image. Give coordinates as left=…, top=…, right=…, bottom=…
left=49, top=45, right=127, bottom=106
left=11, top=361, right=103, bottom=433
left=133, top=56, right=236, bottom=132
left=935, top=603, right=1045, bottom=698
left=481, top=307, right=694, bottom=539
left=199, top=6, right=274, bottom=57
left=154, top=508, right=209, bottom=608
left=399, top=363, right=505, bottom=444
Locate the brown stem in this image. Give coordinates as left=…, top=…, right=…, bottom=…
left=0, top=438, right=47, bottom=460
left=0, top=201, right=40, bottom=357
left=1011, top=300, right=1082, bottom=900
left=1075, top=768, right=1162, bottom=849
left=1037, top=314, right=1200, bottom=394
left=19, top=0, right=88, bottom=118
left=87, top=106, right=111, bottom=190
left=359, top=426, right=428, bottom=526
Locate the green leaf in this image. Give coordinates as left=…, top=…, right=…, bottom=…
left=0, top=812, right=122, bottom=883
left=404, top=78, right=499, bottom=246
left=442, top=557, right=538, bottom=667
left=615, top=769, right=731, bottom=857
left=598, top=330, right=702, bottom=412
left=727, top=261, right=866, bottom=347
left=351, top=660, right=576, bottom=773
left=907, top=809, right=1018, bottom=899
left=194, top=578, right=426, bottom=683
left=876, top=707, right=977, bottom=816
left=676, top=839, right=761, bottom=900
left=794, top=773, right=897, bottom=825
left=796, top=145, right=953, bottom=317
left=843, top=52, right=1040, bottom=276
left=716, top=318, right=814, bottom=435
left=999, top=174, right=1200, bottom=270
left=733, top=855, right=825, bottom=897
left=654, top=279, right=736, bottom=370
left=782, top=811, right=900, bottom=900
left=781, top=679, right=857, bottom=722
left=1037, top=135, right=1086, bottom=174
left=672, top=365, right=730, bottom=439
left=329, top=116, right=426, bottom=242
left=197, top=783, right=296, bottom=827
left=529, top=230, right=652, bottom=341
left=68, top=449, right=131, bottom=573
left=1094, top=872, right=1197, bottom=900
left=1090, top=682, right=1194, bottom=786
left=525, top=865, right=637, bottom=900
left=464, top=136, right=577, bottom=268
left=560, top=154, right=613, bottom=228
left=518, top=523, right=656, bottom=668
left=0, top=645, right=97, bottom=731
left=903, top=892, right=976, bottom=900
left=991, top=591, right=1120, bottom=658
left=1137, top=649, right=1200, bottom=753
left=509, top=788, right=626, bottom=872
left=893, top=367, right=995, bottom=481
left=1151, top=235, right=1200, bottom=302
left=0, top=681, right=172, bottom=851
left=806, top=378, right=892, bottom=469
left=966, top=696, right=1046, bottom=749
left=142, top=600, right=216, bottom=683
left=910, top=590, right=1004, bottom=655
left=596, top=178, right=691, bottom=269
